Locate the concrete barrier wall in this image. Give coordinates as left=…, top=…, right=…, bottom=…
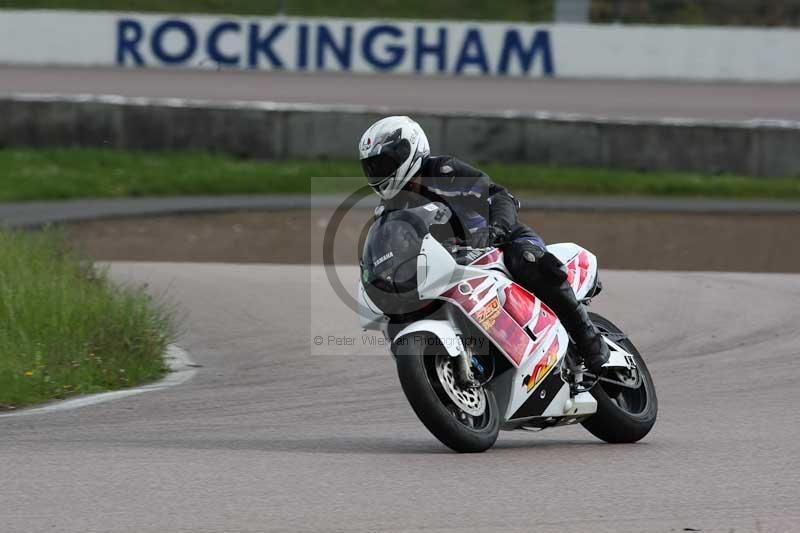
left=2, top=94, right=799, bottom=177
left=4, top=11, right=800, bottom=81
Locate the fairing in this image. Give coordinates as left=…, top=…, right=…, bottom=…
left=358, top=218, right=622, bottom=428
left=421, top=240, right=603, bottom=423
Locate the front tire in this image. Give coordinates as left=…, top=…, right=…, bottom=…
left=581, top=313, right=658, bottom=443
left=395, top=334, right=500, bottom=453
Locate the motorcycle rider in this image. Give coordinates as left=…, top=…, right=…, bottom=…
left=359, top=115, right=609, bottom=375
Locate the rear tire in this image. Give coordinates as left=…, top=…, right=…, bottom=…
left=580, top=313, right=658, bottom=443
left=395, top=334, right=500, bottom=453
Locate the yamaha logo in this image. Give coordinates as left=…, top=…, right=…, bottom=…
left=373, top=251, right=394, bottom=267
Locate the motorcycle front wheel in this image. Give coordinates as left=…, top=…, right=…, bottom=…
left=581, top=312, right=658, bottom=443
left=395, top=334, right=500, bottom=453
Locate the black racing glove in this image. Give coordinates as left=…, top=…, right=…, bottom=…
left=468, top=225, right=508, bottom=249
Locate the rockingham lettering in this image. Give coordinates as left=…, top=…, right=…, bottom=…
left=115, top=17, right=554, bottom=77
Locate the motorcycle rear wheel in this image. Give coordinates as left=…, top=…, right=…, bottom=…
left=581, top=313, right=658, bottom=443
left=395, top=334, right=500, bottom=453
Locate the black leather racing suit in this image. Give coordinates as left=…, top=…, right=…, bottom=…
left=378, top=155, right=609, bottom=372
left=380, top=156, right=542, bottom=245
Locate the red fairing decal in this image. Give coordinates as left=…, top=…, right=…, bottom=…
left=523, top=336, right=560, bottom=392
left=503, top=283, right=535, bottom=326
left=440, top=277, right=487, bottom=314
left=474, top=309, right=531, bottom=366
left=475, top=286, right=493, bottom=302
left=441, top=276, right=564, bottom=368
left=579, top=250, right=590, bottom=270
left=579, top=250, right=590, bottom=287
left=471, top=248, right=503, bottom=266
left=530, top=301, right=557, bottom=340
left=475, top=297, right=501, bottom=330
left=566, top=250, right=591, bottom=292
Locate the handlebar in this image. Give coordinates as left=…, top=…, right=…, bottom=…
left=443, top=237, right=509, bottom=253
left=442, top=237, right=506, bottom=265
left=442, top=237, right=465, bottom=247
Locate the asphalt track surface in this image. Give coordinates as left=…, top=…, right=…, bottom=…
left=2, top=263, right=799, bottom=532
left=3, top=66, right=800, bottom=120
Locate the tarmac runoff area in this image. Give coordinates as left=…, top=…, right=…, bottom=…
left=1, top=198, right=799, bottom=530
left=0, top=262, right=798, bottom=532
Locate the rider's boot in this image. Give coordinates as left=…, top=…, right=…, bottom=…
left=538, top=280, right=610, bottom=374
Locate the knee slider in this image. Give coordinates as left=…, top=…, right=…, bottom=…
left=506, top=242, right=546, bottom=287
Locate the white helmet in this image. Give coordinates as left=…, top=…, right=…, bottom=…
left=358, top=116, right=430, bottom=200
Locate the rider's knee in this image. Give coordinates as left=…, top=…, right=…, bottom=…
left=505, top=241, right=542, bottom=285
left=505, top=241, right=567, bottom=289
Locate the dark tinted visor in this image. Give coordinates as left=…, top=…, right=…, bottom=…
left=362, top=154, right=398, bottom=183
left=361, top=138, right=412, bottom=181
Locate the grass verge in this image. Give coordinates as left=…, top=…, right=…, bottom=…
left=1, top=148, right=799, bottom=201
left=0, top=227, right=174, bottom=409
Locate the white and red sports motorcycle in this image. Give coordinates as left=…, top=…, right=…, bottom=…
left=358, top=203, right=657, bottom=453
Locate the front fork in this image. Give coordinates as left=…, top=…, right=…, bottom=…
left=447, top=306, right=481, bottom=389
left=453, top=349, right=480, bottom=388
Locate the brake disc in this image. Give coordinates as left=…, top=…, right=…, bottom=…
left=435, top=355, right=486, bottom=416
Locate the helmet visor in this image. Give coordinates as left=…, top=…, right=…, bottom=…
left=362, top=154, right=399, bottom=183
left=361, top=137, right=412, bottom=190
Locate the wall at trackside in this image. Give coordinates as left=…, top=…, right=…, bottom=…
left=2, top=95, right=799, bottom=177
left=2, top=10, right=800, bottom=81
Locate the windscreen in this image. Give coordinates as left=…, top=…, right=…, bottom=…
left=360, top=209, right=430, bottom=316
left=362, top=217, right=420, bottom=291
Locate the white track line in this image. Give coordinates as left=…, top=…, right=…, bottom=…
left=0, top=344, right=197, bottom=418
